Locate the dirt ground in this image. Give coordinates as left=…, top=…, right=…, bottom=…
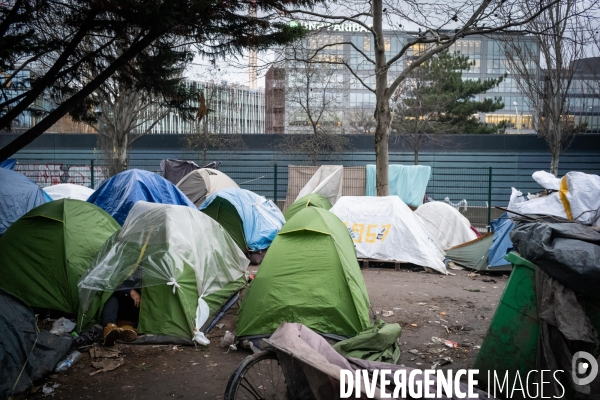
left=29, top=267, right=509, bottom=400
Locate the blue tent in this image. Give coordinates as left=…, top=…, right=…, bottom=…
left=488, top=213, right=514, bottom=268
left=199, top=188, right=285, bottom=251
left=87, top=169, right=195, bottom=225
left=0, top=168, right=47, bottom=235
left=0, top=159, right=16, bottom=170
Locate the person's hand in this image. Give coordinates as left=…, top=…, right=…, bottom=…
left=130, top=290, right=141, bottom=308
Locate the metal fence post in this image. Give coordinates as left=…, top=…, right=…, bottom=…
left=273, top=163, right=278, bottom=205
left=91, top=159, right=95, bottom=189
left=487, top=166, right=492, bottom=230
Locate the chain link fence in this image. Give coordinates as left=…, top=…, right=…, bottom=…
left=14, top=159, right=493, bottom=230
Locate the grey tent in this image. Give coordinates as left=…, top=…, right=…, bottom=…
left=160, top=159, right=200, bottom=185
left=177, top=168, right=239, bottom=206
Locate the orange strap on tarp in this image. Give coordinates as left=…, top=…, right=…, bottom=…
left=559, top=176, right=573, bottom=220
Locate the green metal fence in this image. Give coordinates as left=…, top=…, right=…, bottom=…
left=14, top=159, right=494, bottom=230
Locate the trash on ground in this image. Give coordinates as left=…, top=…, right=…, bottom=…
left=42, top=383, right=60, bottom=396
left=220, top=330, right=235, bottom=348
left=216, top=323, right=225, bottom=329
left=444, top=339, right=459, bottom=348
left=410, top=323, right=418, bottom=327
left=427, top=347, right=446, bottom=354
left=55, top=351, right=82, bottom=372
left=381, top=310, right=394, bottom=317
left=50, top=317, right=76, bottom=336
left=90, top=357, right=125, bottom=376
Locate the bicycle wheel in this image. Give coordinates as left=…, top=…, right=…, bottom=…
left=224, top=351, right=288, bottom=400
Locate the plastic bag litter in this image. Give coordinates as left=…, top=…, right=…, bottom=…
left=220, top=331, right=235, bottom=348
left=50, top=318, right=76, bottom=336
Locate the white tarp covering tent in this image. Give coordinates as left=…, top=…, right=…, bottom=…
left=43, top=183, right=94, bottom=201
left=176, top=168, right=239, bottom=206
left=296, top=165, right=343, bottom=206
left=508, top=171, right=600, bottom=225
left=330, top=196, right=447, bottom=274
left=415, top=201, right=477, bottom=249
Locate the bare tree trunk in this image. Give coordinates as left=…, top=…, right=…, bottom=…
left=550, top=149, right=559, bottom=176
left=414, top=148, right=419, bottom=165
left=373, top=0, right=390, bottom=196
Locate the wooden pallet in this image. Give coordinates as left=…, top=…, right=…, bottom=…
left=358, top=258, right=405, bottom=270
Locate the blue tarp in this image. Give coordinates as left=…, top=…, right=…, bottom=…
left=488, top=213, right=514, bottom=267
left=0, top=159, right=16, bottom=170
left=366, top=164, right=431, bottom=207
left=199, top=188, right=285, bottom=251
left=0, top=168, right=47, bottom=235
left=87, top=169, right=195, bottom=225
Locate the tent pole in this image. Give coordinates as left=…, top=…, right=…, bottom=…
left=487, top=166, right=492, bottom=231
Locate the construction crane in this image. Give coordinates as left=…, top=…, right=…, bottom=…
left=248, top=0, right=257, bottom=89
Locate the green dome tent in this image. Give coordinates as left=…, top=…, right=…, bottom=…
left=283, top=193, right=333, bottom=221
left=78, top=202, right=250, bottom=342
left=237, top=207, right=371, bottom=338
left=0, top=199, right=120, bottom=314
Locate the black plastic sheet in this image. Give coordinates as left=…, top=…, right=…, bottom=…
left=0, top=288, right=71, bottom=399
left=510, top=219, right=600, bottom=298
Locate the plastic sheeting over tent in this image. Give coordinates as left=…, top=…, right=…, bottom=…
left=87, top=169, right=195, bottom=225
left=330, top=196, right=447, bottom=274
left=488, top=213, right=514, bottom=268
left=78, top=202, right=249, bottom=343
left=366, top=165, right=431, bottom=207
left=43, top=183, right=95, bottom=201
left=177, top=168, right=238, bottom=206
left=0, top=200, right=120, bottom=314
left=283, top=193, right=332, bottom=221
left=415, top=201, right=477, bottom=249
left=296, top=165, right=343, bottom=206
left=0, top=167, right=47, bottom=235
left=0, top=288, right=71, bottom=399
left=508, top=171, right=600, bottom=226
left=200, top=188, right=285, bottom=252
left=237, top=207, right=370, bottom=338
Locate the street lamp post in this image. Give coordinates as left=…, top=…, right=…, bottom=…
left=513, top=101, right=520, bottom=134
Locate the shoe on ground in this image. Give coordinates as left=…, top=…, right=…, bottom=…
left=119, top=325, right=138, bottom=342
left=103, top=323, right=120, bottom=347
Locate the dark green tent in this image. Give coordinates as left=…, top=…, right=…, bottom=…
left=237, top=207, right=371, bottom=338
left=201, top=196, right=247, bottom=251
left=0, top=199, right=120, bottom=314
left=283, top=193, right=333, bottom=221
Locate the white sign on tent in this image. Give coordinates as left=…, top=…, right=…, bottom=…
left=330, top=196, right=447, bottom=274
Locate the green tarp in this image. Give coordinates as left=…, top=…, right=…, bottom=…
left=0, top=199, right=120, bottom=314
left=445, top=233, right=493, bottom=271
left=237, top=207, right=371, bottom=337
left=333, top=320, right=402, bottom=363
left=445, top=233, right=512, bottom=271
left=283, top=193, right=333, bottom=221
left=201, top=196, right=248, bottom=251
left=78, top=202, right=249, bottom=340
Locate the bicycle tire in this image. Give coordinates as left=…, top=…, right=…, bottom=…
left=224, top=351, right=288, bottom=400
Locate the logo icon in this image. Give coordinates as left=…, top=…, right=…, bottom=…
left=572, top=351, right=598, bottom=386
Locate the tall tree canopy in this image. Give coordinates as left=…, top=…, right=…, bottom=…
left=0, top=0, right=312, bottom=161
left=393, top=51, right=504, bottom=163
